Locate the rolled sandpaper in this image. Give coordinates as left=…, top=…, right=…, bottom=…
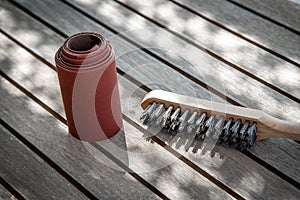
left=55, top=32, right=122, bottom=141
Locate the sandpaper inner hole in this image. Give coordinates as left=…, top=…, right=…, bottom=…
left=68, top=35, right=101, bottom=51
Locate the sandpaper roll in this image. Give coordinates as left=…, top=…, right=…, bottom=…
left=55, top=32, right=122, bottom=141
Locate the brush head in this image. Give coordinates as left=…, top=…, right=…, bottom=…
left=140, top=102, right=257, bottom=151
left=140, top=90, right=260, bottom=151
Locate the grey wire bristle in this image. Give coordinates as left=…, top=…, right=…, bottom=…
left=150, top=104, right=165, bottom=125
left=213, top=116, right=225, bottom=140
left=141, top=102, right=257, bottom=150
left=218, top=118, right=233, bottom=145
left=195, top=112, right=207, bottom=138
left=169, top=107, right=181, bottom=134
left=186, top=111, right=198, bottom=133
left=161, top=105, right=174, bottom=129
left=178, top=109, right=190, bottom=132
left=204, top=115, right=216, bottom=139
left=229, top=119, right=241, bottom=145
left=140, top=102, right=157, bottom=124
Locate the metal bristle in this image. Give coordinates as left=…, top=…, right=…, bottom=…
left=150, top=104, right=165, bottom=126
left=178, top=109, right=190, bottom=132
left=161, top=105, right=174, bottom=129
left=155, top=109, right=166, bottom=127
left=233, top=121, right=249, bottom=149
left=186, top=111, right=198, bottom=133
left=236, top=122, right=257, bottom=151
left=140, top=102, right=157, bottom=124
left=141, top=103, right=258, bottom=150
left=239, top=121, right=249, bottom=140
left=204, top=115, right=216, bottom=139
left=169, top=107, right=181, bottom=134
left=228, top=119, right=241, bottom=145
left=218, top=117, right=233, bottom=144
left=247, top=122, right=257, bottom=147
left=195, top=112, right=207, bottom=138
left=213, top=116, right=225, bottom=140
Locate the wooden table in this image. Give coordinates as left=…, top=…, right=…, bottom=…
left=1, top=0, right=299, bottom=199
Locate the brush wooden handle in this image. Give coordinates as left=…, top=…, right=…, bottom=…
left=141, top=90, right=300, bottom=141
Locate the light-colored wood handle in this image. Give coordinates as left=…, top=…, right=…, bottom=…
left=141, top=90, right=300, bottom=141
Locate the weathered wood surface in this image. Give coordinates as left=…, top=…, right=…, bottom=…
left=11, top=0, right=300, bottom=184
left=0, top=10, right=234, bottom=199
left=1, top=0, right=300, bottom=199
left=1, top=32, right=299, bottom=199
left=59, top=0, right=300, bottom=119
left=12, top=0, right=300, bottom=121
left=3, top=0, right=223, bottom=103
left=85, top=0, right=300, bottom=101
left=170, top=0, right=300, bottom=64
left=111, top=0, right=300, bottom=182
left=0, top=77, right=162, bottom=199
left=0, top=33, right=234, bottom=199
left=118, top=0, right=300, bottom=101
left=0, top=125, right=88, bottom=200
left=229, top=0, right=300, bottom=33
left=0, top=1, right=298, bottom=197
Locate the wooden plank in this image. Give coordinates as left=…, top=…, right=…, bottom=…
left=0, top=77, right=161, bottom=199
left=12, top=0, right=300, bottom=184
left=229, top=0, right=300, bottom=33
left=0, top=7, right=299, bottom=200
left=117, top=0, right=300, bottom=101
left=0, top=124, right=89, bottom=200
left=0, top=23, right=234, bottom=200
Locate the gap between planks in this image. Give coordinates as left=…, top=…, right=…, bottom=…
left=0, top=176, right=25, bottom=200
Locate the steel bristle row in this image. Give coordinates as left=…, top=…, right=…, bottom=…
left=140, top=102, right=257, bottom=151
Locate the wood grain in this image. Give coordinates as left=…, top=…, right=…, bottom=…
left=2, top=0, right=300, bottom=197
left=2, top=46, right=300, bottom=199
left=0, top=125, right=88, bottom=200
left=1, top=0, right=224, bottom=103
left=170, top=0, right=300, bottom=63
left=0, top=72, right=234, bottom=199
left=0, top=21, right=234, bottom=200
left=9, top=0, right=300, bottom=129
left=121, top=76, right=300, bottom=199
left=0, top=77, right=161, bottom=199
left=118, top=0, right=300, bottom=100
left=1, top=18, right=300, bottom=200
left=229, top=0, right=300, bottom=33
left=57, top=0, right=300, bottom=120
left=14, top=0, right=300, bottom=182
